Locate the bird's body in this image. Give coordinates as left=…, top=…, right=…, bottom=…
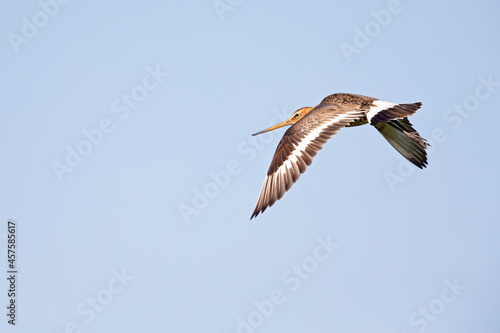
left=251, top=93, right=428, bottom=219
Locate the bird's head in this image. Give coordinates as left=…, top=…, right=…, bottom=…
left=252, top=107, right=313, bottom=136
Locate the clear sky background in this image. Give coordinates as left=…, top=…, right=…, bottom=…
left=1, top=1, right=499, bottom=332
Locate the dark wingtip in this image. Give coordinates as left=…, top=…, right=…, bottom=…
left=250, top=205, right=267, bottom=219
left=416, top=162, right=426, bottom=169
left=409, top=156, right=428, bottom=169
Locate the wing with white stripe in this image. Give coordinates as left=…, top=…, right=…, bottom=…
left=250, top=104, right=364, bottom=219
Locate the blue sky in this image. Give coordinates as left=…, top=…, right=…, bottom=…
left=1, top=1, right=499, bottom=332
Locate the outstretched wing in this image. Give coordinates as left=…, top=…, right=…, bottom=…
left=251, top=104, right=364, bottom=219
left=374, top=118, right=429, bottom=168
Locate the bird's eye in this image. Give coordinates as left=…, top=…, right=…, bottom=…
left=294, top=113, right=300, bottom=118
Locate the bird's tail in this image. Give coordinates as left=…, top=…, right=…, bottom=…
left=374, top=117, right=429, bottom=168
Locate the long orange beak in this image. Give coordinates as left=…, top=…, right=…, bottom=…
left=252, top=118, right=292, bottom=136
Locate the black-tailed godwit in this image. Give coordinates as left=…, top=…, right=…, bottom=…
left=251, top=93, right=428, bottom=219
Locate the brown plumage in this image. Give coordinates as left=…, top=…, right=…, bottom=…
left=251, top=93, right=428, bottom=219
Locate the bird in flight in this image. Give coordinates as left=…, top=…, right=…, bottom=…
left=250, top=93, right=428, bottom=219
